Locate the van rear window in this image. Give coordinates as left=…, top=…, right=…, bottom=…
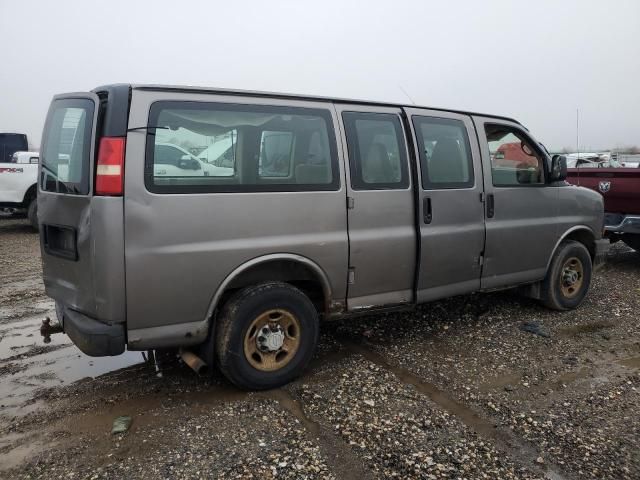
left=145, top=102, right=339, bottom=193
left=41, top=98, right=94, bottom=195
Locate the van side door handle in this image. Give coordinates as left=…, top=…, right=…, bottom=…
left=423, top=197, right=432, bottom=224
left=487, top=193, right=495, bottom=218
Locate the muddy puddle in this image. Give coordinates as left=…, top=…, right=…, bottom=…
left=558, top=321, right=617, bottom=336
left=0, top=311, right=147, bottom=417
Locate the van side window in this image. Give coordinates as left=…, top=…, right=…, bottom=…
left=342, top=112, right=409, bottom=190
left=146, top=102, right=339, bottom=193
left=485, top=124, right=545, bottom=186
left=412, top=116, right=474, bottom=189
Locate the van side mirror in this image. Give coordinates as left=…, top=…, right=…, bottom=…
left=550, top=155, right=567, bottom=182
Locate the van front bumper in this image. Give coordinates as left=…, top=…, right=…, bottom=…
left=56, top=302, right=125, bottom=356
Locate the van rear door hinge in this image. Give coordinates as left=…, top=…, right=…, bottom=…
left=347, top=267, right=355, bottom=284
left=480, top=192, right=486, bottom=203
left=478, top=254, right=484, bottom=266
left=347, top=196, right=355, bottom=209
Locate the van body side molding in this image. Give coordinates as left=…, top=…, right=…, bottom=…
left=127, top=320, right=208, bottom=350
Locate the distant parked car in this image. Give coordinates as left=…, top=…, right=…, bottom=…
left=568, top=158, right=603, bottom=168
left=11, top=151, right=40, bottom=164
left=0, top=151, right=39, bottom=229
left=154, top=143, right=233, bottom=177
left=0, top=133, right=28, bottom=163
left=567, top=162, right=640, bottom=252
left=197, top=135, right=237, bottom=170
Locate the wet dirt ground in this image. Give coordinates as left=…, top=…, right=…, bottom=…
left=1, top=216, right=638, bottom=479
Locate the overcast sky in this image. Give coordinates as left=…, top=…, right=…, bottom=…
left=1, top=0, right=638, bottom=151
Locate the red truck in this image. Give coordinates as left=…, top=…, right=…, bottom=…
left=567, top=165, right=640, bottom=251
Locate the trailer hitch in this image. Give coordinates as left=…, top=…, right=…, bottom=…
left=40, top=317, right=63, bottom=344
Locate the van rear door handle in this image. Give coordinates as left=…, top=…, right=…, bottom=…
left=423, top=197, right=432, bottom=224
left=487, top=193, right=495, bottom=218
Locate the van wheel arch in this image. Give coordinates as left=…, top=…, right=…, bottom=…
left=198, top=256, right=332, bottom=367
left=549, top=227, right=596, bottom=267
left=208, top=255, right=333, bottom=324
left=519, top=227, right=596, bottom=303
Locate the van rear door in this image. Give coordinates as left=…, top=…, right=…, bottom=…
left=38, top=92, right=127, bottom=324
left=39, top=93, right=99, bottom=317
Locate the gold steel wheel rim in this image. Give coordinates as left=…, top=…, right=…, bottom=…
left=243, top=309, right=301, bottom=372
left=560, top=257, right=584, bottom=298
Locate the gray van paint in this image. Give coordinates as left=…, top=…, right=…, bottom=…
left=546, top=224, right=598, bottom=271
left=334, top=103, right=416, bottom=310
left=123, top=90, right=348, bottom=347
left=405, top=107, right=486, bottom=303
left=206, top=253, right=334, bottom=319
left=474, top=116, right=562, bottom=289
left=38, top=84, right=606, bottom=357
left=39, top=93, right=126, bottom=326
left=128, top=253, right=335, bottom=349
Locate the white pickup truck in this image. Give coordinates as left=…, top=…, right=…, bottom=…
left=0, top=151, right=39, bottom=229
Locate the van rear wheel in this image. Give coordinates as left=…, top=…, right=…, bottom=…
left=540, top=240, right=592, bottom=311
left=215, top=282, right=319, bottom=390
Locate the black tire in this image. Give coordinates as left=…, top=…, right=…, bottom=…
left=215, top=282, right=319, bottom=390
left=623, top=234, right=640, bottom=253
left=27, top=199, right=38, bottom=231
left=540, top=240, right=592, bottom=311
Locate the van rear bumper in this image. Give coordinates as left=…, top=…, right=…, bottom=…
left=57, top=302, right=126, bottom=356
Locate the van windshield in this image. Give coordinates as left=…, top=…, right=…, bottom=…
left=41, top=98, right=94, bottom=195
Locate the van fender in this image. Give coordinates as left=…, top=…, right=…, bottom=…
left=544, top=225, right=596, bottom=274
left=204, top=253, right=334, bottom=324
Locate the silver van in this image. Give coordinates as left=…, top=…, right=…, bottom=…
left=38, top=84, right=608, bottom=389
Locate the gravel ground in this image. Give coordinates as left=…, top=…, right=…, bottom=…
left=0, top=216, right=638, bottom=479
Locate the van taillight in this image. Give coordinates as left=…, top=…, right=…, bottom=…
left=96, top=137, right=125, bottom=196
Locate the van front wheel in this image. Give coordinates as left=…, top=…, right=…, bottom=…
left=215, top=282, right=319, bottom=390
left=540, top=240, right=592, bottom=311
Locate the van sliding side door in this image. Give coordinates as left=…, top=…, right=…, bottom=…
left=404, top=108, right=486, bottom=302
left=335, top=104, right=417, bottom=310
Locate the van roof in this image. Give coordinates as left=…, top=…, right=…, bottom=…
left=93, top=83, right=524, bottom=127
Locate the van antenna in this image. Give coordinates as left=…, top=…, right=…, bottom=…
left=399, top=85, right=416, bottom=105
